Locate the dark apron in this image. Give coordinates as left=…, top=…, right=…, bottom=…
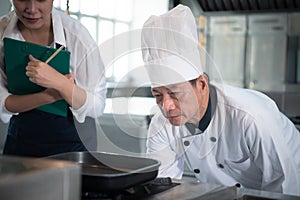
left=2, top=109, right=97, bottom=157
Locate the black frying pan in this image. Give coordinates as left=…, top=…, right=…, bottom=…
left=47, top=151, right=160, bottom=192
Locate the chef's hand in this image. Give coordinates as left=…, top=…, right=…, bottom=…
left=26, top=54, right=67, bottom=89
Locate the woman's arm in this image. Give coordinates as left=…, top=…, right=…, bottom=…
left=5, top=88, right=62, bottom=113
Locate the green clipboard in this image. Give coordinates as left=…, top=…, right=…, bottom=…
left=3, top=37, right=70, bottom=117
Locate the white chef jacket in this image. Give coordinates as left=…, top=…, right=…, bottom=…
left=147, top=83, right=300, bottom=196
left=0, top=8, right=106, bottom=123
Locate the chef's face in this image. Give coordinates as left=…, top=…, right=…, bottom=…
left=152, top=75, right=209, bottom=126
left=13, top=0, right=53, bottom=30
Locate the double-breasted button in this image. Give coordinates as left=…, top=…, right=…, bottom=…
left=217, top=163, right=224, bottom=168
left=184, top=141, right=190, bottom=146
left=210, top=137, right=217, bottom=142
left=193, top=169, right=200, bottom=174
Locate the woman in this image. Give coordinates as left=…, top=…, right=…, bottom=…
left=0, top=0, right=106, bottom=157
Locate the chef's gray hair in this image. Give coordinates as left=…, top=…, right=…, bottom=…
left=189, top=72, right=209, bottom=86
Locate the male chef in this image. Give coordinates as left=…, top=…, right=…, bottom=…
left=141, top=4, right=300, bottom=195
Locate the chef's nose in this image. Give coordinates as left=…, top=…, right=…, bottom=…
left=162, top=95, right=176, bottom=112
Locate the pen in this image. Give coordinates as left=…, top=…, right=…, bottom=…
left=45, top=45, right=64, bottom=64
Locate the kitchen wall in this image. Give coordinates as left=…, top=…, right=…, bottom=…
left=200, top=13, right=300, bottom=119
left=174, top=0, right=300, bottom=126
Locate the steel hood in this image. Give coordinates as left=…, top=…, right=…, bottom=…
left=174, top=0, right=300, bottom=15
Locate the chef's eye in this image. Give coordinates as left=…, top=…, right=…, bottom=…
left=169, top=92, right=179, bottom=98
left=153, top=94, right=162, bottom=103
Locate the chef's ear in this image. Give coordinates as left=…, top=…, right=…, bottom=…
left=197, top=74, right=209, bottom=90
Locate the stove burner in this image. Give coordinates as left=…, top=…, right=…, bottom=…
left=81, top=178, right=180, bottom=200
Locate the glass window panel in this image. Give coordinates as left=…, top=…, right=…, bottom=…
left=68, top=0, right=80, bottom=13
left=98, top=20, right=114, bottom=44
left=105, top=64, right=113, bottom=78
left=113, top=55, right=129, bottom=81
left=115, top=0, right=133, bottom=22
left=59, top=0, right=67, bottom=10
left=98, top=0, right=115, bottom=19
left=80, top=0, right=98, bottom=15
left=53, top=0, right=60, bottom=8
left=129, top=51, right=143, bottom=70
left=53, top=0, right=165, bottom=82
left=115, top=22, right=129, bottom=35
left=98, top=20, right=114, bottom=78
left=70, top=15, right=78, bottom=20
left=80, top=17, right=97, bottom=41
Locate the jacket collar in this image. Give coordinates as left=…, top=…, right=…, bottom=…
left=181, top=85, right=223, bottom=158
left=51, top=8, right=66, bottom=49
left=185, top=85, right=217, bottom=135
left=1, top=11, right=21, bottom=41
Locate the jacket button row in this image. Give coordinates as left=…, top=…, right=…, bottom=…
left=184, top=141, right=190, bottom=146
left=184, top=138, right=216, bottom=146
left=194, top=169, right=200, bottom=174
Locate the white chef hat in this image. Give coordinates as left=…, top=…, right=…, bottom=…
left=141, top=4, right=203, bottom=88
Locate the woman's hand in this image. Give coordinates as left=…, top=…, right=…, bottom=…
left=65, top=73, right=75, bottom=83
left=25, top=55, right=85, bottom=109
left=5, top=71, right=76, bottom=113
left=42, top=88, right=63, bottom=103
left=25, top=54, right=66, bottom=89
left=41, top=73, right=75, bottom=103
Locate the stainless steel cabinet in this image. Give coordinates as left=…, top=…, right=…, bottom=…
left=207, top=16, right=246, bottom=87
left=288, top=13, right=300, bottom=83
left=246, top=14, right=288, bottom=92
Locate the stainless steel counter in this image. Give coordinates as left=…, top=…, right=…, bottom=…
left=148, top=180, right=300, bottom=200
left=0, top=156, right=81, bottom=200
left=237, top=187, right=300, bottom=200
left=149, top=180, right=235, bottom=200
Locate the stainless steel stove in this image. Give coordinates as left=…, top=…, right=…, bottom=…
left=81, top=178, right=179, bottom=200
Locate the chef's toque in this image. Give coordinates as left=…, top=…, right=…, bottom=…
left=141, top=4, right=203, bottom=88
